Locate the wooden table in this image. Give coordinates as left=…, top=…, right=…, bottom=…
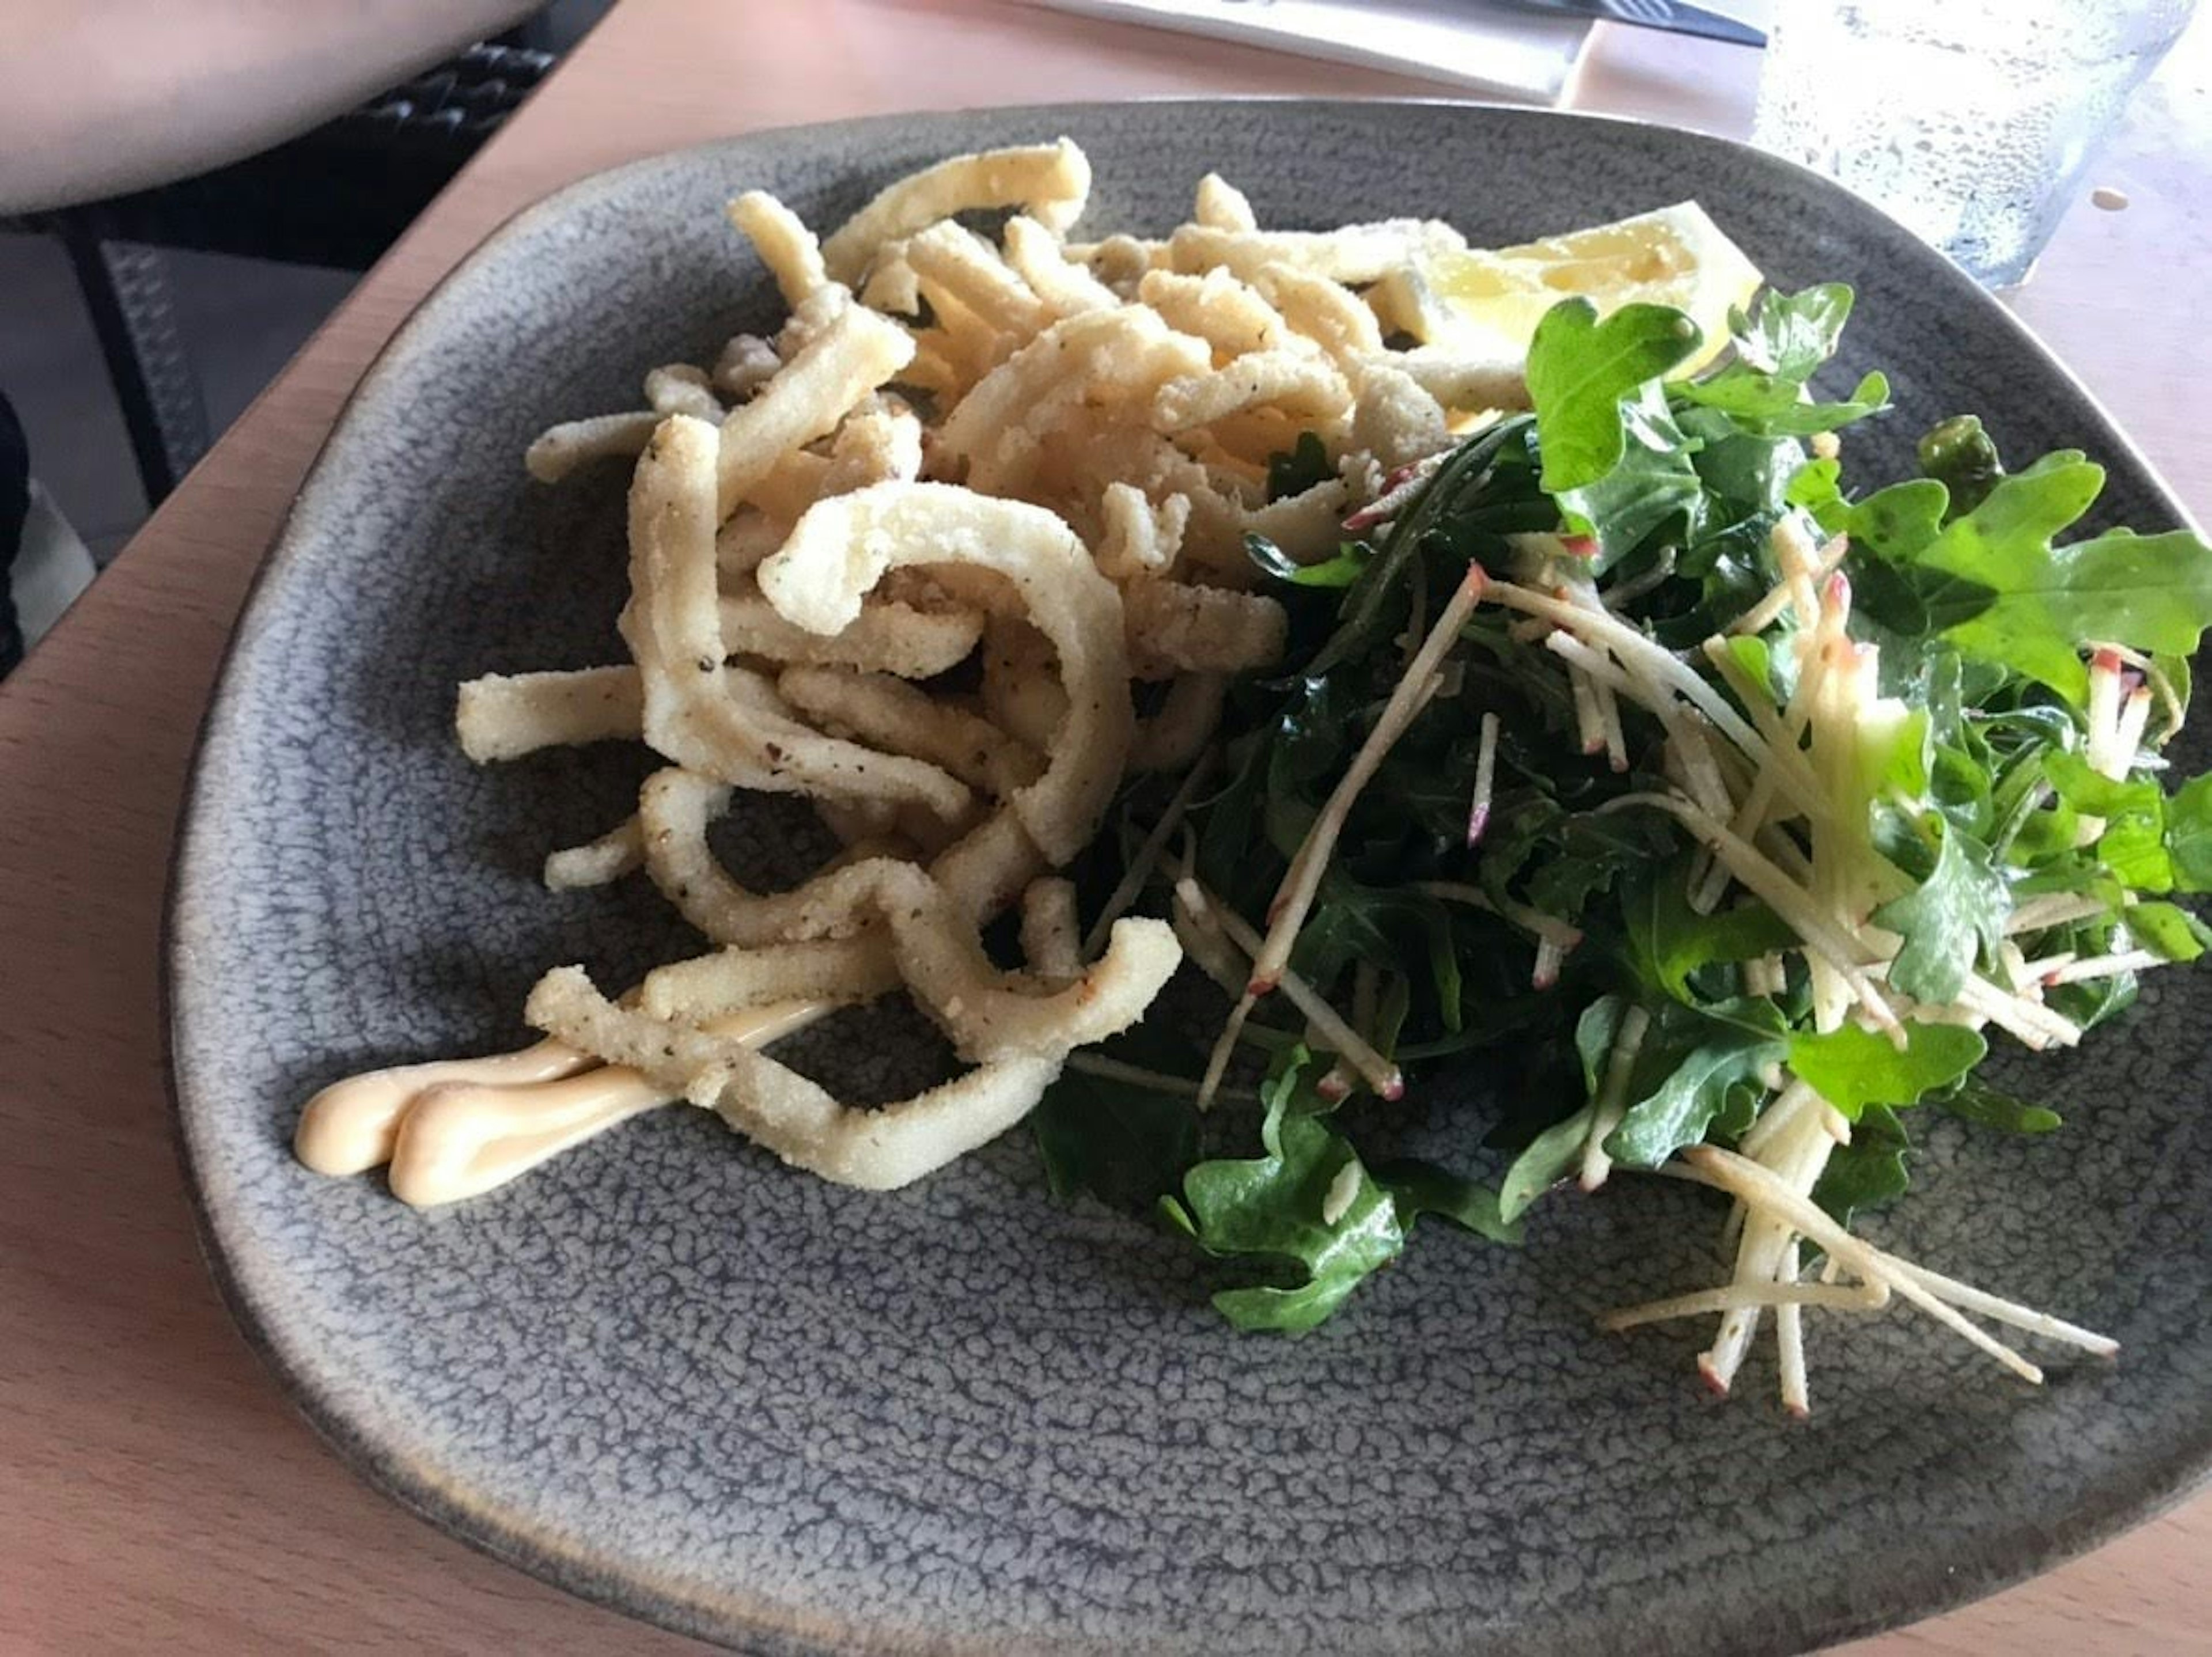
left=5, top=3, right=2206, bottom=1650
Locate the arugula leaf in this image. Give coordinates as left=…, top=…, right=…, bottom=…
left=1735, top=282, right=1854, bottom=380
left=1813, top=1101, right=1912, bottom=1226
left=1032, top=1060, right=1199, bottom=1211
left=1247, top=531, right=1369, bottom=589
left=1266, top=431, right=1333, bottom=500
left=1527, top=299, right=1704, bottom=492
left=2162, top=773, right=2212, bottom=892
left=1498, top=1107, right=1593, bottom=1223
left=2126, top=900, right=2212, bottom=962
left=1786, top=1022, right=1986, bottom=1119
left=1556, top=384, right=1707, bottom=562
left=2039, top=753, right=2212, bottom=896
left=1912, top=457, right=2212, bottom=705
left=1937, top=1078, right=2062, bottom=1135
left=1918, top=415, right=2005, bottom=517
left=1372, top=1159, right=1521, bottom=1242
left=1872, top=817, right=2006, bottom=1002
left=1495, top=996, right=1623, bottom=1222
left=1786, top=454, right=1847, bottom=528
left=1173, top=1049, right=1406, bottom=1332
left=1677, top=288, right=1888, bottom=437
left=1604, top=1000, right=1790, bottom=1169
left=1622, top=865, right=1796, bottom=1003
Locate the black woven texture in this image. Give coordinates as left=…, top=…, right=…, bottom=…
left=3, top=42, right=557, bottom=271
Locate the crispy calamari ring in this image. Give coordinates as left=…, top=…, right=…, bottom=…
left=456, top=667, right=645, bottom=763
left=622, top=415, right=971, bottom=819
left=819, top=138, right=1092, bottom=286
left=718, top=583, right=983, bottom=678
left=1168, top=218, right=1467, bottom=285
left=936, top=308, right=1210, bottom=495
left=758, top=481, right=1134, bottom=863
left=777, top=665, right=1041, bottom=797
left=1001, top=215, right=1120, bottom=318
left=527, top=966, right=1062, bottom=1190
left=1120, top=579, right=1287, bottom=681
left=639, top=936, right=900, bottom=1020
left=637, top=764, right=1039, bottom=947
left=726, top=190, right=830, bottom=309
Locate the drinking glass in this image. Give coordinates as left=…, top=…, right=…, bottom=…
left=1750, top=0, right=2198, bottom=286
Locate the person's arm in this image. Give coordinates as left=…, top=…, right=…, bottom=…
left=0, top=1, right=543, bottom=215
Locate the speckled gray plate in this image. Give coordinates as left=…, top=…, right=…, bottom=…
left=170, top=103, right=2212, bottom=1656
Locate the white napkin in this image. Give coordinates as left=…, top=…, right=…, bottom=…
left=1026, top=0, right=1593, bottom=104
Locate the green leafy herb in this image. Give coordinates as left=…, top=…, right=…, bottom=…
left=1786, top=1022, right=1986, bottom=1119
left=1813, top=1102, right=1912, bottom=1226
left=1872, top=818, right=2006, bottom=1003
left=1171, top=1049, right=1407, bottom=1332
left=1913, top=457, right=2212, bottom=704
left=1604, top=1000, right=1790, bottom=1169
left=1032, top=1057, right=1199, bottom=1211
left=1047, top=267, right=2212, bottom=1348
left=1918, top=414, right=2005, bottom=517
left=1266, top=430, right=1334, bottom=501
left=1527, top=299, right=1704, bottom=491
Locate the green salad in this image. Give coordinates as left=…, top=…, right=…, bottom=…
left=1036, top=285, right=2212, bottom=1410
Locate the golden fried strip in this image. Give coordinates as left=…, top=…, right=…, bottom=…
left=937, top=308, right=1211, bottom=496
left=1093, top=481, right=1190, bottom=582
left=1192, top=172, right=1258, bottom=233
left=1121, top=579, right=1288, bottom=681
left=527, top=966, right=1063, bottom=1190
left=713, top=303, right=914, bottom=520
left=1019, top=878, right=1084, bottom=982
left=903, top=220, right=1048, bottom=340
left=543, top=817, right=645, bottom=891
left=622, top=415, right=972, bottom=819
left=1001, top=215, right=1120, bottom=318
left=1150, top=350, right=1349, bottom=434
left=456, top=667, right=645, bottom=762
left=1168, top=218, right=1467, bottom=284
left=777, top=665, right=1041, bottom=796
left=640, top=936, right=900, bottom=1020
left=1135, top=268, right=1294, bottom=362
left=759, top=481, right=1134, bottom=863
left=819, top=138, right=1092, bottom=285
left=727, top=190, right=830, bottom=309
left=719, top=585, right=983, bottom=678
left=524, top=411, right=661, bottom=483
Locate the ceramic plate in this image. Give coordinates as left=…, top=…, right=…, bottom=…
left=169, top=103, right=2212, bottom=1655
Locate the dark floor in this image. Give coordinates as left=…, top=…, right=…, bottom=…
left=0, top=234, right=355, bottom=562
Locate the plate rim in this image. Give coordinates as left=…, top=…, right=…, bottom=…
left=164, top=97, right=2212, bottom=1655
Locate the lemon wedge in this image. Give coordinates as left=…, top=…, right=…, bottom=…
left=1423, top=202, right=1763, bottom=374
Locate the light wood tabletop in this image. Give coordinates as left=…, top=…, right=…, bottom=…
left=3, top=2, right=2206, bottom=1651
